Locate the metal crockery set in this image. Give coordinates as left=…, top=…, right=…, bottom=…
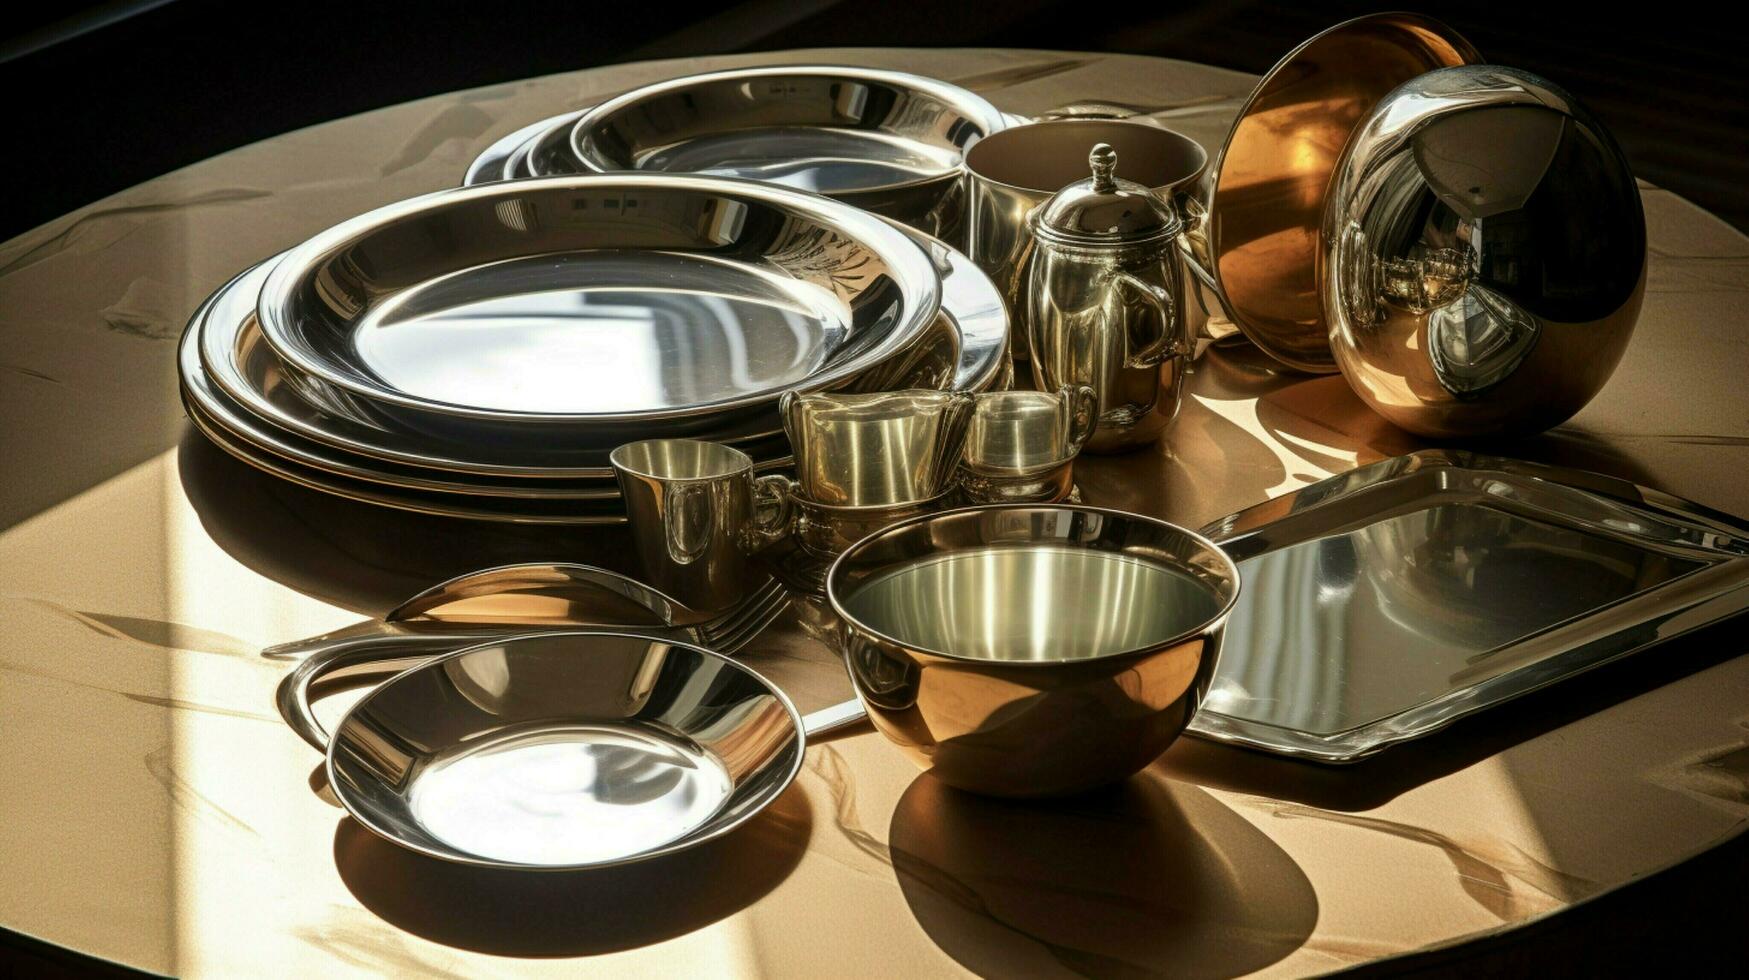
left=177, top=17, right=1749, bottom=874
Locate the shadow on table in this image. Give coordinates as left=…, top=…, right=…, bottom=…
left=888, top=773, right=1318, bottom=978
left=177, top=428, right=633, bottom=616
left=332, top=783, right=812, bottom=957
left=1215, top=339, right=1662, bottom=489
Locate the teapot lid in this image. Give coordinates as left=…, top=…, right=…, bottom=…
left=1029, top=143, right=1180, bottom=246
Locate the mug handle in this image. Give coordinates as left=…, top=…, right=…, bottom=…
left=743, top=474, right=798, bottom=551
left=1109, top=270, right=1183, bottom=368
left=1061, top=383, right=1100, bottom=455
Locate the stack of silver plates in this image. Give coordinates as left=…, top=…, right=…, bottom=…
left=179, top=174, right=1009, bottom=524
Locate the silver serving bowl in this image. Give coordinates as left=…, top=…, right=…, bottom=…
left=255, top=175, right=942, bottom=442
left=564, top=66, right=1009, bottom=237
left=1322, top=66, right=1646, bottom=438
left=826, top=505, right=1240, bottom=797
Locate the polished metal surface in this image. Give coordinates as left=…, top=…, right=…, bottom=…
left=612, top=440, right=793, bottom=614
left=959, top=385, right=1094, bottom=503
left=826, top=505, right=1240, bottom=797
left=519, top=114, right=587, bottom=179
left=1322, top=66, right=1646, bottom=438
left=188, top=263, right=646, bottom=493
left=1202, top=13, right=1481, bottom=373
left=389, top=561, right=717, bottom=628
left=907, top=227, right=1010, bottom=394
left=294, top=631, right=819, bottom=870
left=179, top=313, right=633, bottom=523
left=256, top=175, right=942, bottom=435
left=789, top=489, right=955, bottom=561
left=564, top=66, right=1007, bottom=236
left=1193, top=451, right=1749, bottom=762
left=19, top=44, right=1749, bottom=977
left=963, top=385, right=1096, bottom=474
left=1027, top=144, right=1193, bottom=452
left=182, top=390, right=627, bottom=524
left=780, top=389, right=974, bottom=508
left=463, top=113, right=578, bottom=185
left=963, top=120, right=1206, bottom=363
left=190, top=234, right=1004, bottom=483
left=957, top=461, right=1076, bottom=505
left=268, top=563, right=793, bottom=751
left=1031, top=144, right=1181, bottom=246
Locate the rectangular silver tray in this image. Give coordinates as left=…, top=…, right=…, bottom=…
left=1189, top=450, right=1749, bottom=763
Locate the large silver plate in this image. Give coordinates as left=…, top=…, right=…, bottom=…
left=180, top=281, right=630, bottom=512
left=190, top=232, right=1003, bottom=484
left=255, top=175, right=943, bottom=433
left=1191, top=451, right=1749, bottom=762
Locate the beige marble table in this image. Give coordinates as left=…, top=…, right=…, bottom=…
left=2, top=47, right=1746, bottom=977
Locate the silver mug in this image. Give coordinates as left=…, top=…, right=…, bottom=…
left=610, top=439, right=792, bottom=614
left=963, top=120, right=1208, bottom=364
left=960, top=384, right=1097, bottom=503
left=779, top=389, right=975, bottom=508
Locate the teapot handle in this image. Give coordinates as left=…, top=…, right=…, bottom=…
left=1109, top=271, right=1187, bottom=367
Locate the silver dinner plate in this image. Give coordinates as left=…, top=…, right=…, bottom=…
left=1191, top=451, right=1749, bottom=762
left=552, top=66, right=1008, bottom=235
left=189, top=230, right=1004, bottom=486
left=180, top=284, right=632, bottom=514
left=197, top=257, right=791, bottom=482
left=255, top=175, right=944, bottom=439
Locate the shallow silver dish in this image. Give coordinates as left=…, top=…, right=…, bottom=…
left=561, top=66, right=1008, bottom=235
left=1192, top=450, right=1749, bottom=762
left=189, top=232, right=1002, bottom=485
left=256, top=175, right=942, bottom=439
left=285, top=630, right=864, bottom=870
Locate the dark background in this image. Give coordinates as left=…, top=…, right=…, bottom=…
left=2, top=0, right=1744, bottom=240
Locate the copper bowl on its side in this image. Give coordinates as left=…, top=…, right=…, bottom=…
left=1203, top=13, right=1481, bottom=374
left=825, top=505, right=1240, bottom=797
